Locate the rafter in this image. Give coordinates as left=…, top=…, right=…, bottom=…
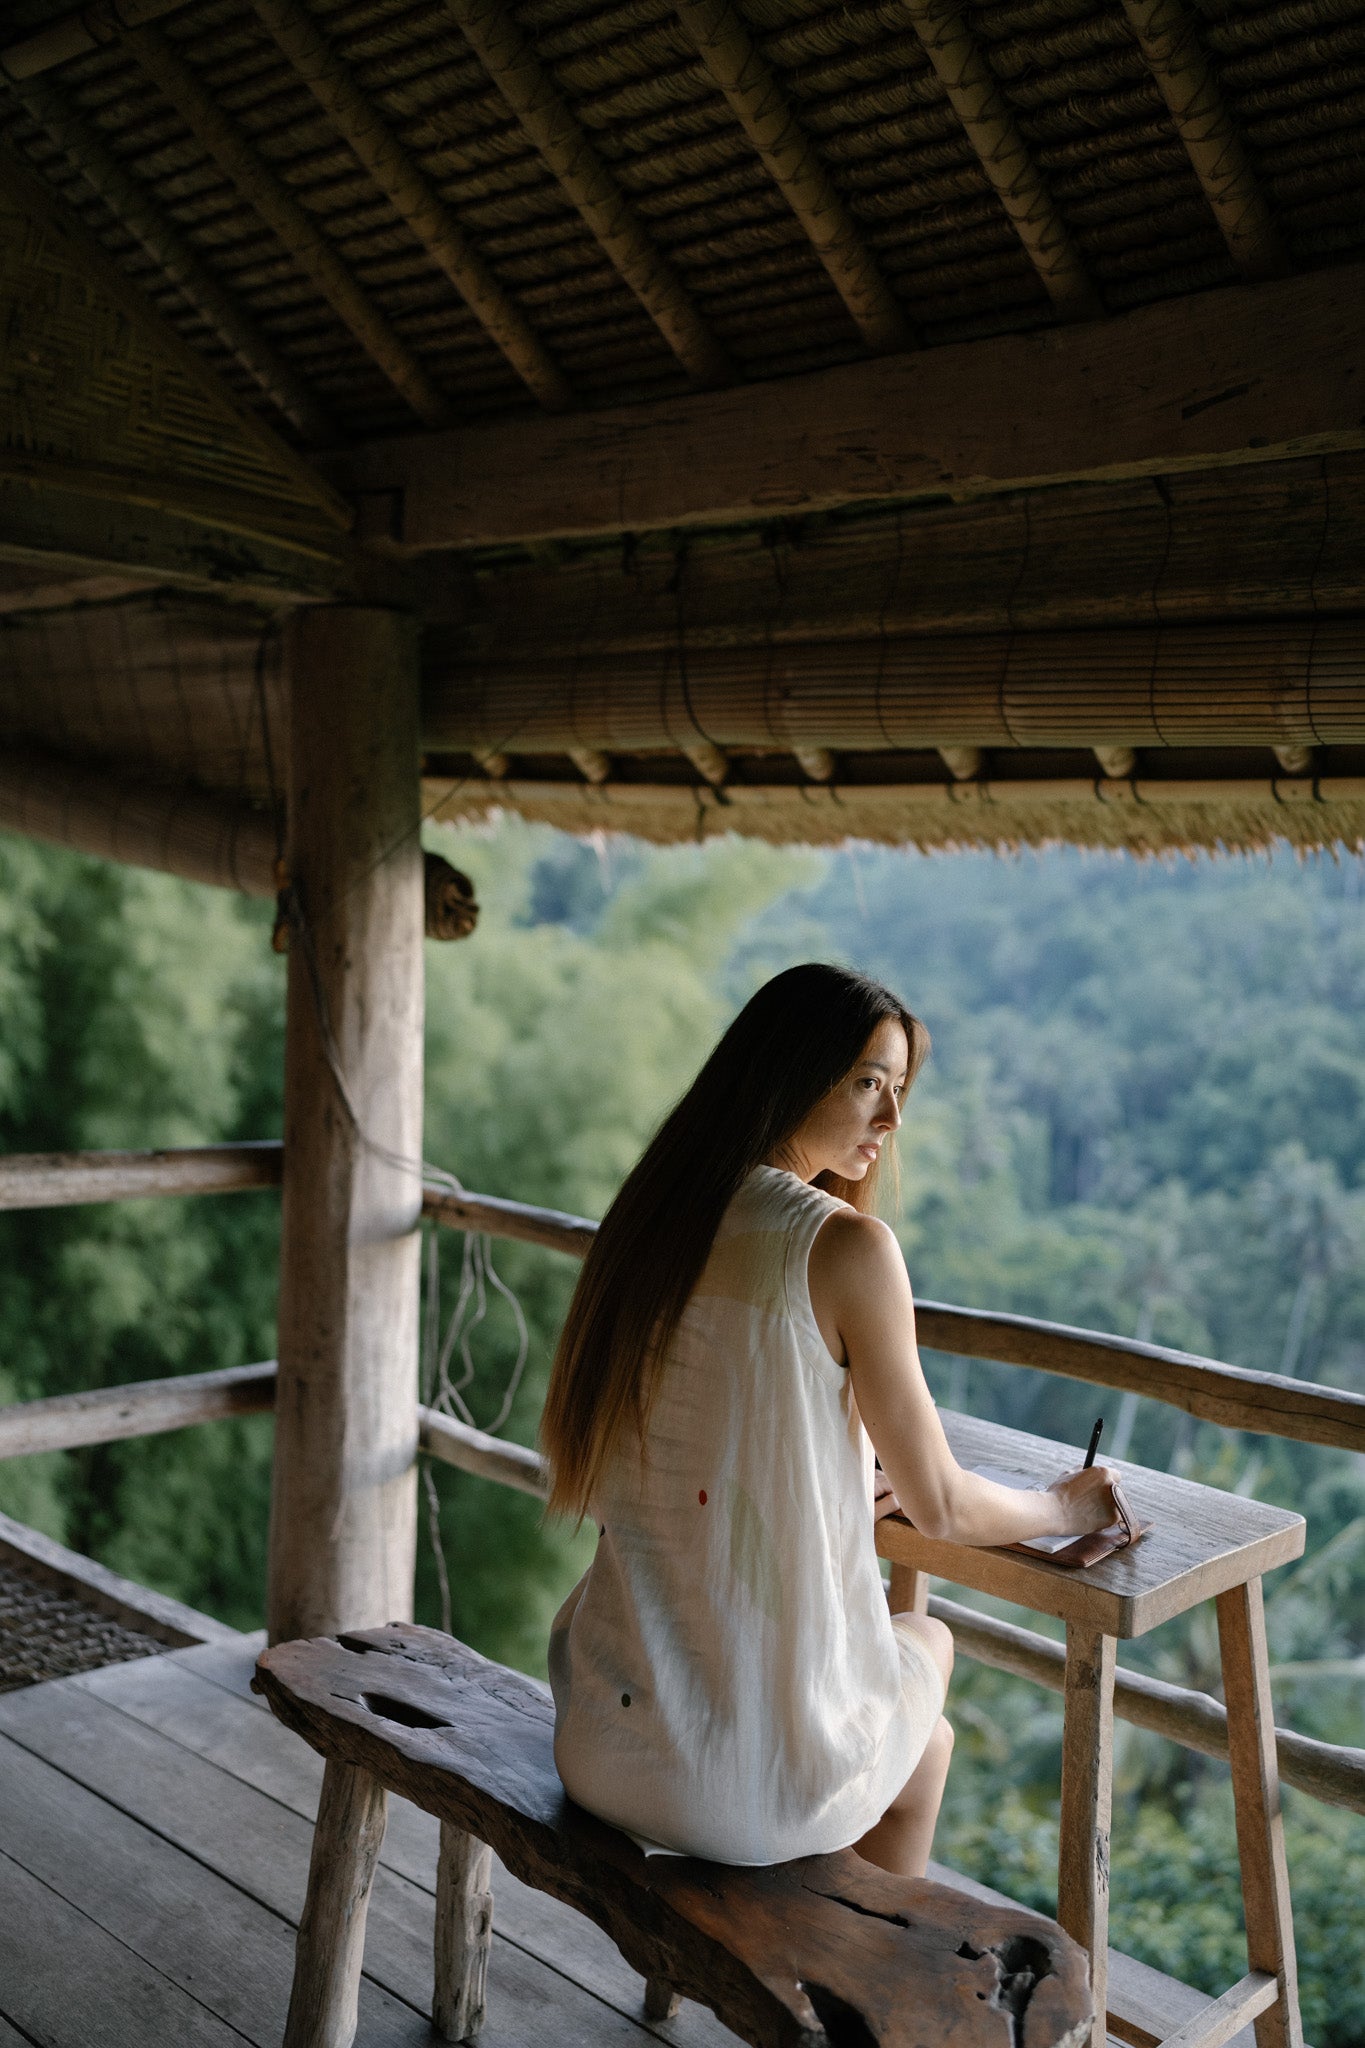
left=250, top=0, right=571, bottom=413
left=16, top=72, right=334, bottom=446
left=1118, top=0, right=1286, bottom=279
left=438, top=0, right=729, bottom=387
left=671, top=0, right=910, bottom=353
left=127, top=23, right=451, bottom=428
left=900, top=0, right=1099, bottom=320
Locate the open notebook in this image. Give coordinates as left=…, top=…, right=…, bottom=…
left=970, top=1463, right=1149, bottom=1567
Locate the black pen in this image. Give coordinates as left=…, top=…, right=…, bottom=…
left=1083, top=1417, right=1104, bottom=1469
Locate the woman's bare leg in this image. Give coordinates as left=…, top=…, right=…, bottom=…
left=854, top=1612, right=955, bottom=1879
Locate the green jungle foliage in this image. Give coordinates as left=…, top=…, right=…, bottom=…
left=0, top=822, right=1362, bottom=2040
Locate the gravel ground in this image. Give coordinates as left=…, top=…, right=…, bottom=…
left=0, top=1557, right=170, bottom=1691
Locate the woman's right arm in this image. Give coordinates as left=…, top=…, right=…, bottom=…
left=810, top=1210, right=1117, bottom=1549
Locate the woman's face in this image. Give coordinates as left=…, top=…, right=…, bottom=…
left=779, top=1017, right=909, bottom=1183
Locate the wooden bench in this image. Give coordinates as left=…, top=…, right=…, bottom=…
left=254, top=1623, right=1093, bottom=2048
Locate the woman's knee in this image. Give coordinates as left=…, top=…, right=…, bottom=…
left=888, top=1717, right=954, bottom=1816
left=922, top=1713, right=954, bottom=1769
left=923, top=1616, right=955, bottom=1679
left=895, top=1611, right=954, bottom=1690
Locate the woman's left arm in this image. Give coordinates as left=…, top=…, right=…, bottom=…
left=811, top=1210, right=1115, bottom=1548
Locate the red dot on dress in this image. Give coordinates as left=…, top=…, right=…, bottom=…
left=698, top=1490, right=707, bottom=1505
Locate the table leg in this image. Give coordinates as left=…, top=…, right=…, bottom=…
left=888, top=1562, right=929, bottom=1615
left=1216, top=1579, right=1303, bottom=2048
left=1057, top=1623, right=1116, bottom=2048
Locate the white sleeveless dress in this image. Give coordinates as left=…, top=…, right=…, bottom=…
left=549, top=1163, right=946, bottom=1865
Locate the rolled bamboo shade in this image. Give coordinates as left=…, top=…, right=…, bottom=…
left=0, top=746, right=277, bottom=894
left=423, top=622, right=1365, bottom=756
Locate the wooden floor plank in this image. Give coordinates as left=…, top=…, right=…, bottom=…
left=169, top=1633, right=266, bottom=1699
left=85, top=1653, right=738, bottom=2046
left=0, top=1677, right=671, bottom=2048
left=0, top=2017, right=40, bottom=2047
left=0, top=1846, right=253, bottom=2048
left=0, top=1730, right=427, bottom=2048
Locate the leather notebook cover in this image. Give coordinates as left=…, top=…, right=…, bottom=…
left=970, top=1465, right=1151, bottom=1568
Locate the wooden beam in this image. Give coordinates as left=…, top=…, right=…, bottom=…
left=0, top=1142, right=282, bottom=1211
left=0, top=1360, right=277, bottom=1459
left=1119, top=0, right=1286, bottom=280
left=268, top=606, right=424, bottom=1644
left=0, top=745, right=278, bottom=895
left=672, top=0, right=911, bottom=352
left=0, top=475, right=346, bottom=601
left=327, top=262, right=1365, bottom=546
left=250, top=0, right=571, bottom=413
left=416, top=457, right=1365, bottom=640
left=900, top=0, right=1099, bottom=320
left=16, top=72, right=335, bottom=445
left=128, top=24, right=451, bottom=429
left=438, top=0, right=730, bottom=388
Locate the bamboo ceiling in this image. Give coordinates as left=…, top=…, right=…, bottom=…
left=1, top=0, right=1364, bottom=861
left=3, top=0, right=1364, bottom=438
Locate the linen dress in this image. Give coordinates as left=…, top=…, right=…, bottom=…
left=549, top=1163, right=946, bottom=1864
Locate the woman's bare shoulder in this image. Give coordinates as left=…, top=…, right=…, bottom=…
left=809, top=1207, right=907, bottom=1291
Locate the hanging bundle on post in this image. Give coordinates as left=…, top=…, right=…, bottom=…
left=270, top=854, right=477, bottom=949
left=423, top=853, right=479, bottom=940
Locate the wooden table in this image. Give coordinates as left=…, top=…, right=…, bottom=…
left=876, top=1412, right=1307, bottom=2048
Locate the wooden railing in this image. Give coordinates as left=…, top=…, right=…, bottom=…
left=1, top=1143, right=1361, bottom=1820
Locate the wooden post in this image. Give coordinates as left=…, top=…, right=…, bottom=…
left=284, top=1759, right=388, bottom=2048
left=268, top=606, right=424, bottom=1644
left=433, top=1825, right=495, bottom=2040
left=1216, top=1579, right=1304, bottom=2048
left=1057, top=1623, right=1116, bottom=2048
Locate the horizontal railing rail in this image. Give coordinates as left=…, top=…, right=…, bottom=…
left=1, top=1149, right=1361, bottom=1818
left=0, top=1148, right=1358, bottom=1450
left=0, top=1142, right=283, bottom=1210
left=420, top=1183, right=1365, bottom=1457
left=0, top=1360, right=278, bottom=1457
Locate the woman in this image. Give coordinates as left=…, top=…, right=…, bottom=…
left=542, top=964, right=1116, bottom=1877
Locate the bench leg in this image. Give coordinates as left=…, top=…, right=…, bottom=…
left=434, top=1823, right=495, bottom=2041
left=1056, top=1623, right=1116, bottom=2048
left=1216, top=1579, right=1304, bottom=2048
left=644, top=1977, right=681, bottom=2021
left=284, top=1760, right=388, bottom=2048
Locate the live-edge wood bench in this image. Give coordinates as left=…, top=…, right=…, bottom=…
left=254, top=1623, right=1093, bottom=2048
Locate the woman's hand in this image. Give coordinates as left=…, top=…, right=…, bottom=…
left=1046, top=1465, right=1119, bottom=1536
left=873, top=1469, right=902, bottom=1523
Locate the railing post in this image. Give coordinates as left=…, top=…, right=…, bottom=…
left=267, top=605, right=424, bottom=1644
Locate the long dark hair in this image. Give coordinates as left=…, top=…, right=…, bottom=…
left=541, top=963, right=929, bottom=1518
